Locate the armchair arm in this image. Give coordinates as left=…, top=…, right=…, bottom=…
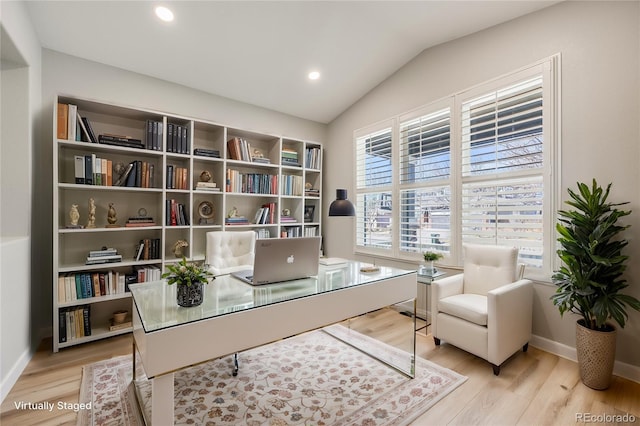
left=431, top=273, right=464, bottom=337
left=487, top=279, right=533, bottom=365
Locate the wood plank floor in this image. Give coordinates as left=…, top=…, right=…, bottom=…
left=2, top=309, right=639, bottom=425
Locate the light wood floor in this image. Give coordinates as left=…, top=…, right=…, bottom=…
left=2, top=309, right=639, bottom=425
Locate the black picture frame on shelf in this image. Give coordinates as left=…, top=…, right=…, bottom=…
left=304, top=205, right=315, bottom=223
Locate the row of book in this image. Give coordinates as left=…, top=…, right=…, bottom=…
left=281, top=174, right=303, bottom=196
left=166, top=199, right=190, bottom=226
left=58, top=103, right=96, bottom=143
left=253, top=202, right=277, bottom=225
left=167, top=123, right=190, bottom=154
left=74, top=155, right=113, bottom=186
left=225, top=169, right=278, bottom=194
left=58, top=305, right=91, bottom=343
left=116, top=160, right=156, bottom=188
left=135, top=238, right=162, bottom=261
left=166, top=165, right=189, bottom=190
left=304, top=226, right=319, bottom=237
left=146, top=120, right=163, bottom=151
left=57, top=270, right=129, bottom=303
left=227, top=137, right=257, bottom=162
left=305, top=147, right=322, bottom=169
left=281, top=226, right=303, bottom=238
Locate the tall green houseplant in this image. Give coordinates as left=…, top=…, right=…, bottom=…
left=552, top=179, right=640, bottom=331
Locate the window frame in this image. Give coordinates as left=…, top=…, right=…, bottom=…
left=353, top=56, right=560, bottom=281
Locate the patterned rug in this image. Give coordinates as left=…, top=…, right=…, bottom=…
left=78, top=327, right=466, bottom=425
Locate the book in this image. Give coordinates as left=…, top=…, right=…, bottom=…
left=68, top=104, right=77, bottom=141
left=74, top=155, right=85, bottom=184
left=57, top=103, right=68, bottom=140
left=109, top=320, right=132, bottom=331
left=88, top=248, right=118, bottom=257
left=84, top=155, right=93, bottom=185
left=76, top=111, right=92, bottom=142
left=81, top=117, right=97, bottom=143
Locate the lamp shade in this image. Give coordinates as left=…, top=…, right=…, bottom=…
left=329, top=189, right=355, bottom=216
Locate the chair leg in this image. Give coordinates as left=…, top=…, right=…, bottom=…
left=492, top=363, right=500, bottom=376
left=232, top=353, right=239, bottom=376
left=433, top=337, right=441, bottom=345
left=523, top=342, right=529, bottom=352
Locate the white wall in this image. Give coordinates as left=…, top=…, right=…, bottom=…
left=0, top=1, right=41, bottom=402
left=34, top=49, right=326, bottom=344
left=325, top=1, right=640, bottom=370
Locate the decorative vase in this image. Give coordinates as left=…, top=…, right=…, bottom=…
left=575, top=319, right=616, bottom=390
left=176, top=281, right=204, bottom=307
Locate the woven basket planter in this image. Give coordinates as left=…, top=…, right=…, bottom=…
left=575, top=320, right=616, bottom=390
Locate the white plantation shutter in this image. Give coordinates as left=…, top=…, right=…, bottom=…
left=353, top=58, right=557, bottom=275
left=460, top=75, right=545, bottom=268
left=399, top=108, right=451, bottom=256
left=399, top=186, right=451, bottom=254
left=400, top=109, right=450, bottom=183
left=461, top=177, right=543, bottom=268
left=461, top=77, right=543, bottom=176
left=355, top=126, right=393, bottom=251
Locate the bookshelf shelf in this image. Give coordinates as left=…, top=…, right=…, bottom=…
left=53, top=95, right=322, bottom=352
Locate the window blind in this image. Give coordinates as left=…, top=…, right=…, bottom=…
left=356, top=128, right=392, bottom=189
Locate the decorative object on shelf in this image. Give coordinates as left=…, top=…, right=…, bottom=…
left=173, top=239, right=189, bottom=257
left=227, top=206, right=239, bottom=218
left=113, top=161, right=126, bottom=182
left=252, top=148, right=264, bottom=159
left=552, top=179, right=640, bottom=390
left=329, top=189, right=355, bottom=217
left=112, top=310, right=128, bottom=324
left=106, top=203, right=119, bottom=227
left=422, top=251, right=443, bottom=275
left=282, top=208, right=290, bottom=216
left=162, top=257, right=214, bottom=307
left=304, top=205, right=315, bottom=223
left=68, top=204, right=82, bottom=228
left=198, top=201, right=215, bottom=224
left=86, top=198, right=96, bottom=228
left=195, top=170, right=219, bottom=191
left=138, top=207, right=147, bottom=217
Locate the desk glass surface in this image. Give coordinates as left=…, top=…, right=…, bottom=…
left=130, top=262, right=414, bottom=334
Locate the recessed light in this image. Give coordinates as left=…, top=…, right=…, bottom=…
left=155, top=6, right=174, bottom=22
left=308, top=71, right=320, bottom=81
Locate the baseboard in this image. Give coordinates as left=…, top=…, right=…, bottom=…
left=530, top=334, right=640, bottom=384
left=1, top=346, right=33, bottom=403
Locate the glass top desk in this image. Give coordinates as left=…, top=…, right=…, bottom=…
left=130, top=261, right=416, bottom=423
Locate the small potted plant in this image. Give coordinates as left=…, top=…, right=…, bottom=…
left=422, top=250, right=443, bottom=275
left=162, top=257, right=214, bottom=307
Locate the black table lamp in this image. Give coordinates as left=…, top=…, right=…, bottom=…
left=329, top=189, right=355, bottom=216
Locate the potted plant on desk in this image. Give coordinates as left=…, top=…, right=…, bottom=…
left=422, top=251, right=443, bottom=275
left=162, top=257, right=214, bottom=307
left=552, top=180, right=640, bottom=389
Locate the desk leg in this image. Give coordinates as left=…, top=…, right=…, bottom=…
left=151, top=373, right=174, bottom=423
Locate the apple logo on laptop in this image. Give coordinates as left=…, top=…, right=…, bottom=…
left=287, top=254, right=295, bottom=264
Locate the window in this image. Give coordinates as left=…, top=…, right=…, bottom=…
left=354, top=57, right=558, bottom=277
left=355, top=126, right=393, bottom=251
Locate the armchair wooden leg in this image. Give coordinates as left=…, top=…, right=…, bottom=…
left=492, top=364, right=500, bottom=376
left=434, top=337, right=441, bottom=345
left=523, top=342, right=529, bottom=352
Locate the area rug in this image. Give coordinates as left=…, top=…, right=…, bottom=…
left=78, top=327, right=466, bottom=425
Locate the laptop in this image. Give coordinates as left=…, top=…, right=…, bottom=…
left=232, top=237, right=321, bottom=285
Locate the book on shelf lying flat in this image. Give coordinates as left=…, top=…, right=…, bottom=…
left=86, top=255, right=122, bottom=265
left=109, top=319, right=132, bottom=331
left=88, top=248, right=118, bottom=257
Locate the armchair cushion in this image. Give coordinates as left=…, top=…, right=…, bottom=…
left=463, top=244, right=519, bottom=295
left=438, top=294, right=488, bottom=326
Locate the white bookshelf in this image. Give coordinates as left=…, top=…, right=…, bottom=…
left=53, top=95, right=323, bottom=351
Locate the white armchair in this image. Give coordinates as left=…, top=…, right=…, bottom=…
left=431, top=243, right=533, bottom=375
left=205, top=231, right=256, bottom=276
